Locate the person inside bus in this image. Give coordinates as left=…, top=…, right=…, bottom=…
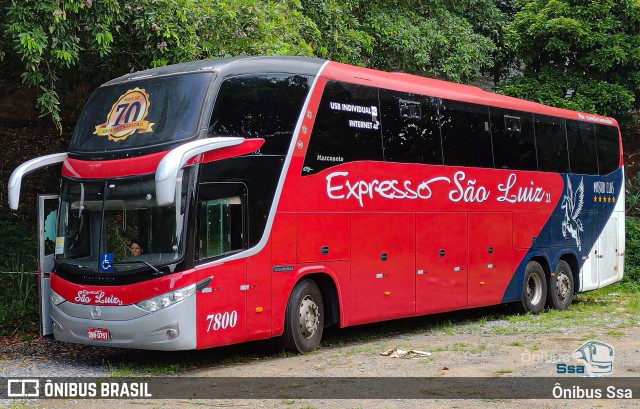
left=130, top=240, right=143, bottom=256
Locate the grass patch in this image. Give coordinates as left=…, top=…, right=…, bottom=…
left=469, top=342, right=487, bottom=354
left=495, top=368, right=512, bottom=374
left=482, top=283, right=640, bottom=336
left=606, top=329, right=624, bottom=336
left=105, top=361, right=183, bottom=376
left=8, top=401, right=29, bottom=409
left=344, top=343, right=380, bottom=356
left=0, top=258, right=39, bottom=336
left=507, top=340, right=524, bottom=346
left=580, top=333, right=598, bottom=341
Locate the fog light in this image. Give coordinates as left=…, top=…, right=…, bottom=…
left=166, top=328, right=179, bottom=338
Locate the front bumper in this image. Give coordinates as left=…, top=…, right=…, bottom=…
left=50, top=296, right=197, bottom=351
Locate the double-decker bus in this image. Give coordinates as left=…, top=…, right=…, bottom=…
left=9, top=56, right=624, bottom=352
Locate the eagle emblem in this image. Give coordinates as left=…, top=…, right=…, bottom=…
left=561, top=177, right=584, bottom=250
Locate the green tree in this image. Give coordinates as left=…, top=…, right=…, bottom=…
left=360, top=1, right=498, bottom=82
left=1, top=0, right=511, bottom=127
left=497, top=0, right=640, bottom=120
left=0, top=0, right=315, bottom=129
left=299, top=0, right=372, bottom=64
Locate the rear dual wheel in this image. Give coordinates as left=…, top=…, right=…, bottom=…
left=546, top=260, right=574, bottom=310
left=518, top=261, right=547, bottom=313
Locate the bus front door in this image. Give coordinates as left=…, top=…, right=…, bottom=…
left=37, top=194, right=58, bottom=336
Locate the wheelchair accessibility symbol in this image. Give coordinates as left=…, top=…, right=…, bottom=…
left=100, top=253, right=113, bottom=271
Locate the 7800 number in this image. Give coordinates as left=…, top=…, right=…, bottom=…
left=205, top=310, right=238, bottom=332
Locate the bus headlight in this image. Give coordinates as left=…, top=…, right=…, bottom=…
left=51, top=290, right=66, bottom=306
left=136, top=283, right=196, bottom=312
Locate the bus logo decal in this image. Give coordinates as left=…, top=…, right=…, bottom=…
left=561, top=176, right=585, bottom=250
left=326, top=171, right=451, bottom=207
left=91, top=306, right=102, bottom=319
left=326, top=170, right=552, bottom=208
left=93, top=87, right=154, bottom=142
left=75, top=290, right=123, bottom=306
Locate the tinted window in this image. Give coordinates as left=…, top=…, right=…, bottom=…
left=490, top=108, right=537, bottom=170
left=71, top=73, right=213, bottom=153
left=303, top=81, right=382, bottom=175
left=380, top=90, right=442, bottom=164
left=566, top=120, right=598, bottom=174
left=595, top=124, right=620, bottom=175
left=209, top=74, right=312, bottom=155
left=196, top=183, right=246, bottom=260
left=534, top=115, right=569, bottom=172
left=440, top=99, right=493, bottom=168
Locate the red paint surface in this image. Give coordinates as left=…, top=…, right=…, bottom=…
left=50, top=269, right=197, bottom=305
left=63, top=151, right=167, bottom=178
left=350, top=213, right=415, bottom=325
left=195, top=258, right=246, bottom=349
left=416, top=212, right=468, bottom=314
left=52, top=59, right=623, bottom=350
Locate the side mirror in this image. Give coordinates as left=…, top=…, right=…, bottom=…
left=8, top=153, right=67, bottom=210
left=155, top=137, right=264, bottom=205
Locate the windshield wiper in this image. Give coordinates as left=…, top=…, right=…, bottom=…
left=112, top=260, right=164, bottom=276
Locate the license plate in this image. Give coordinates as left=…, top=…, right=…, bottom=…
left=87, top=327, right=110, bottom=341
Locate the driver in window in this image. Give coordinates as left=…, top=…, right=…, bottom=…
left=130, top=240, right=143, bottom=256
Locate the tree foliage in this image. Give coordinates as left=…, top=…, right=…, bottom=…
left=359, top=0, right=500, bottom=82
left=3, top=0, right=639, bottom=128
left=0, top=0, right=506, bottom=128
left=497, top=0, right=640, bottom=119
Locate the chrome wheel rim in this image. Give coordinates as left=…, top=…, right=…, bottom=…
left=556, top=273, right=571, bottom=301
left=299, top=295, right=319, bottom=339
left=527, top=273, right=542, bottom=306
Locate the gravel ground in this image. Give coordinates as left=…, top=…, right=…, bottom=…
left=2, top=303, right=639, bottom=408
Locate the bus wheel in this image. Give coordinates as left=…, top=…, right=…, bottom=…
left=281, top=279, right=324, bottom=353
left=546, top=260, right=574, bottom=310
left=519, top=261, right=547, bottom=314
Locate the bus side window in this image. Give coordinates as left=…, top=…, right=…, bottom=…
left=534, top=114, right=570, bottom=173
left=440, top=99, right=494, bottom=168
left=595, top=124, right=620, bottom=175
left=208, top=74, right=312, bottom=155
left=380, top=90, right=442, bottom=165
left=302, top=81, right=383, bottom=175
left=195, top=183, right=246, bottom=260
left=566, top=120, right=598, bottom=175
left=490, top=108, right=537, bottom=170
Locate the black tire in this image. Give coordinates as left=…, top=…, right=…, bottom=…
left=281, top=279, right=324, bottom=353
left=517, top=261, right=547, bottom=314
left=546, top=260, right=574, bottom=310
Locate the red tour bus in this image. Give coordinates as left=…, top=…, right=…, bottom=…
left=9, top=56, right=624, bottom=352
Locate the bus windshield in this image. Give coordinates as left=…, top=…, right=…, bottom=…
left=56, top=169, right=193, bottom=273
left=69, top=73, right=213, bottom=154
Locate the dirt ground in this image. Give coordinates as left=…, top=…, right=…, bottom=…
left=2, top=302, right=639, bottom=409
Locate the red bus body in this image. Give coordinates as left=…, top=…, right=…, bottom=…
left=10, top=57, right=624, bottom=351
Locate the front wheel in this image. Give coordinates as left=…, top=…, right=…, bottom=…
left=281, top=279, right=324, bottom=353
left=517, top=261, right=547, bottom=314
left=546, top=260, right=574, bottom=310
